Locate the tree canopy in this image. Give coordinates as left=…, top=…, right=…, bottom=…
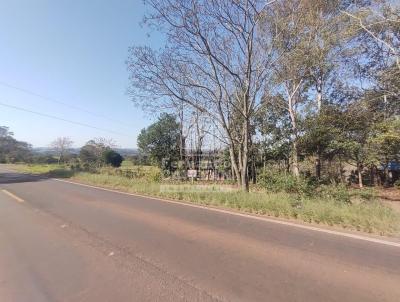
left=102, top=149, right=124, bottom=168
left=0, top=126, right=31, bottom=163
left=137, top=113, right=180, bottom=169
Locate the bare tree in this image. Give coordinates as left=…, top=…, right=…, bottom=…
left=89, top=137, right=117, bottom=159
left=50, top=137, right=73, bottom=164
left=127, top=0, right=280, bottom=191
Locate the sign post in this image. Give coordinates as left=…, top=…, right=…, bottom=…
left=187, top=169, right=197, bottom=183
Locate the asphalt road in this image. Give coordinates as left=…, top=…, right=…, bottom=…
left=1, top=167, right=399, bottom=301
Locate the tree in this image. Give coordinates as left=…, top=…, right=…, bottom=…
left=102, top=149, right=124, bottom=167
left=50, top=137, right=73, bottom=164
left=330, top=103, right=374, bottom=188
left=137, top=113, right=180, bottom=170
left=262, top=0, right=355, bottom=178
left=79, top=138, right=116, bottom=168
left=0, top=126, right=13, bottom=138
left=255, top=98, right=292, bottom=173
left=262, top=1, right=308, bottom=177
left=79, top=144, right=98, bottom=166
left=0, top=126, right=32, bottom=163
left=300, top=105, right=349, bottom=182
left=128, top=0, right=281, bottom=191
left=342, top=1, right=400, bottom=117
left=343, top=1, right=400, bottom=71
left=367, top=118, right=400, bottom=186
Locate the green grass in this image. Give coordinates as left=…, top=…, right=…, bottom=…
left=71, top=172, right=400, bottom=236
left=11, top=163, right=74, bottom=178
left=120, top=160, right=158, bottom=172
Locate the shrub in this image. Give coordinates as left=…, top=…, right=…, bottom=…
left=102, top=150, right=123, bottom=167
left=47, top=168, right=74, bottom=178
left=394, top=179, right=400, bottom=190
left=146, top=168, right=162, bottom=182
left=258, top=171, right=314, bottom=195
left=318, top=184, right=351, bottom=203
left=356, top=188, right=376, bottom=201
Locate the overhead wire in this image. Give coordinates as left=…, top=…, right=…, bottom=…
left=0, top=101, right=131, bottom=138
left=0, top=80, right=135, bottom=128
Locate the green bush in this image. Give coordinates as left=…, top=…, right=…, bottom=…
left=257, top=172, right=370, bottom=204
left=47, top=168, right=74, bottom=178
left=97, top=165, right=162, bottom=182
left=318, top=184, right=351, bottom=203
left=394, top=179, right=400, bottom=190
left=102, top=149, right=123, bottom=167
left=146, top=168, right=162, bottom=182
left=356, top=187, right=376, bottom=201
left=258, top=171, right=314, bottom=195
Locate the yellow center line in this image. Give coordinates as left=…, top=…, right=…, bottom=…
left=1, top=189, right=24, bottom=203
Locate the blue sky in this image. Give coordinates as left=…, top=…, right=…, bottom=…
left=0, top=0, right=161, bottom=148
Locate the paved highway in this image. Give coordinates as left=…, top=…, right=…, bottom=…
left=0, top=167, right=399, bottom=301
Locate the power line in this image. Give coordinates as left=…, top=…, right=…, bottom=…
left=0, top=101, right=131, bottom=138
left=0, top=80, right=135, bottom=128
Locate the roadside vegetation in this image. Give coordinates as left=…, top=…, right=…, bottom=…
left=73, top=171, right=400, bottom=236
left=11, top=163, right=73, bottom=177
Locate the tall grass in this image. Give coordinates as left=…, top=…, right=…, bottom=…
left=11, top=163, right=73, bottom=177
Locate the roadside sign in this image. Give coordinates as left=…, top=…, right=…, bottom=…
left=187, top=169, right=197, bottom=178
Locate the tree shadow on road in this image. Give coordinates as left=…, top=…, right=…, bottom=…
left=0, top=169, right=74, bottom=184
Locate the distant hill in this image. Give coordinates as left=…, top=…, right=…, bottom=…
left=33, top=147, right=80, bottom=155
left=32, top=147, right=138, bottom=156
left=114, top=148, right=139, bottom=156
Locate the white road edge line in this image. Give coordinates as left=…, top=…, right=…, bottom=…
left=1, top=189, right=24, bottom=203
left=52, top=178, right=400, bottom=248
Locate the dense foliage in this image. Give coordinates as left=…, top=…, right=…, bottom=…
left=0, top=126, right=31, bottom=163
left=102, top=149, right=124, bottom=167
left=137, top=113, right=180, bottom=170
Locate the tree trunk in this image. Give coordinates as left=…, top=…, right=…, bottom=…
left=339, top=158, right=345, bottom=184
left=383, top=164, right=391, bottom=187
left=286, top=158, right=290, bottom=174
left=292, top=140, right=300, bottom=177
left=252, top=158, right=257, bottom=185
left=240, top=119, right=250, bottom=192
left=315, top=156, right=321, bottom=180
left=316, top=76, right=322, bottom=112
left=241, top=157, right=249, bottom=191
left=263, top=154, right=266, bottom=174
left=357, top=163, right=363, bottom=188
left=229, top=145, right=240, bottom=187
left=315, top=77, right=323, bottom=180
left=370, top=165, right=376, bottom=186
left=288, top=95, right=299, bottom=178
left=179, top=105, right=184, bottom=161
